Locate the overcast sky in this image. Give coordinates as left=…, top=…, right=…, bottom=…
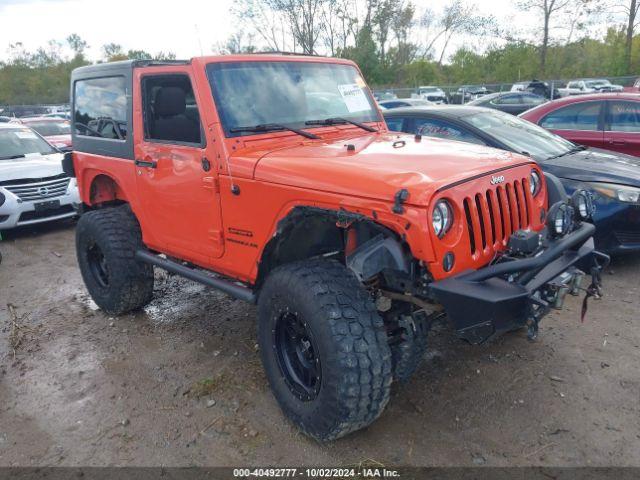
left=0, top=0, right=604, bottom=62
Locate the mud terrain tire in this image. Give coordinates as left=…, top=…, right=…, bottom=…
left=258, top=260, right=392, bottom=441
left=76, top=205, right=154, bottom=315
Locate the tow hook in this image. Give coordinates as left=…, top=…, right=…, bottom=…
left=580, top=265, right=604, bottom=322
left=579, top=251, right=610, bottom=322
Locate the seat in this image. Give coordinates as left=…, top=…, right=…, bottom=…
left=152, top=86, right=200, bottom=144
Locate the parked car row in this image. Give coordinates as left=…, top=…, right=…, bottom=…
left=558, top=78, right=624, bottom=97
left=376, top=77, right=640, bottom=107
left=383, top=92, right=640, bottom=254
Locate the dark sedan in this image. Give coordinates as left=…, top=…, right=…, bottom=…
left=467, top=92, right=547, bottom=115
left=384, top=106, right=640, bottom=254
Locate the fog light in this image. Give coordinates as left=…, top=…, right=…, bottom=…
left=547, top=202, right=573, bottom=237
left=443, top=252, right=455, bottom=272
left=0, top=191, right=5, bottom=207
left=571, top=189, right=595, bottom=220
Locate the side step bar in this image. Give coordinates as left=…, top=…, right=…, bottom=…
left=135, top=250, right=256, bottom=303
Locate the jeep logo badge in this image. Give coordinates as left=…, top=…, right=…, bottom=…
left=490, top=175, right=505, bottom=185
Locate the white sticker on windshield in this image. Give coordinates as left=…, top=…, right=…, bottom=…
left=15, top=131, right=37, bottom=139
left=338, top=83, right=370, bottom=113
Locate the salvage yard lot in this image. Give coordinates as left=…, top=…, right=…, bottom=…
left=1, top=222, right=639, bottom=467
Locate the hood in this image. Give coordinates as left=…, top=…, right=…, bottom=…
left=541, top=148, right=640, bottom=188
left=250, top=133, right=531, bottom=206
left=0, top=152, right=65, bottom=182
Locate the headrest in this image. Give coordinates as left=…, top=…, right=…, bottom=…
left=154, top=87, right=186, bottom=116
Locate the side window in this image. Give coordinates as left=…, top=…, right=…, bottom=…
left=522, top=94, right=545, bottom=105
left=413, top=118, right=486, bottom=145
left=384, top=117, right=406, bottom=132
left=540, top=101, right=601, bottom=131
left=607, top=101, right=640, bottom=132
left=494, top=95, right=521, bottom=105
left=74, top=76, right=127, bottom=140
left=142, top=74, right=202, bottom=145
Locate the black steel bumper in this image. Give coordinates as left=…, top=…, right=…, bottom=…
left=430, top=222, right=607, bottom=344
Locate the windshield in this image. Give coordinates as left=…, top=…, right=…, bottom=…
left=206, top=61, right=380, bottom=137
left=419, top=87, right=438, bottom=93
left=25, top=120, right=70, bottom=137
left=465, top=110, right=576, bottom=160
left=0, top=127, right=56, bottom=160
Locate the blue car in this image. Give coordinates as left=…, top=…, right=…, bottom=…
left=383, top=106, right=640, bottom=254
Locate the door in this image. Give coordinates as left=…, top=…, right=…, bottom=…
left=133, top=70, right=224, bottom=263
left=604, top=99, right=640, bottom=157
left=539, top=100, right=605, bottom=149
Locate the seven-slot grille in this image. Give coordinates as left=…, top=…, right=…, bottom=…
left=463, top=177, right=533, bottom=258
left=1, top=174, right=70, bottom=202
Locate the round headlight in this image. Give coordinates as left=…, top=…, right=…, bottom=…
left=530, top=170, right=542, bottom=197
left=547, top=202, right=573, bottom=237
left=571, top=189, right=595, bottom=220
left=432, top=200, right=453, bottom=238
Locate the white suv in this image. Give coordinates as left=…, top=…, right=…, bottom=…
left=0, top=123, right=79, bottom=230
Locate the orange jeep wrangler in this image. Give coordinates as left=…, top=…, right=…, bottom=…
left=64, top=55, right=607, bottom=440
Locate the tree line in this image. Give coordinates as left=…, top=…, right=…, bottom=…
left=0, top=35, right=176, bottom=105
left=1, top=0, right=639, bottom=105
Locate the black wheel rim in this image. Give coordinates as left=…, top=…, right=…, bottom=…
left=87, top=242, right=109, bottom=288
left=274, top=310, right=321, bottom=401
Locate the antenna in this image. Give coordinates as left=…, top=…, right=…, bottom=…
left=194, top=23, right=204, bottom=56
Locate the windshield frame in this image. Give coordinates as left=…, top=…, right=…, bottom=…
left=206, top=60, right=382, bottom=139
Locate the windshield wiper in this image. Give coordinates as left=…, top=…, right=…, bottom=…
left=229, top=123, right=319, bottom=140
left=546, top=145, right=587, bottom=160
left=305, top=117, right=378, bottom=133
left=0, top=154, right=26, bottom=160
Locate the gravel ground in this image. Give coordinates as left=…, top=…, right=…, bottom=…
left=0, top=221, right=639, bottom=467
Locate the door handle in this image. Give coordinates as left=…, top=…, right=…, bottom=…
left=135, top=159, right=157, bottom=168
left=608, top=140, right=628, bottom=146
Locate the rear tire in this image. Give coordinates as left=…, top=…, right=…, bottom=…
left=76, top=205, right=154, bottom=315
left=258, top=259, right=392, bottom=441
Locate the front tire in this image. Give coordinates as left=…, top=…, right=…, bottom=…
left=76, top=205, right=154, bottom=315
left=258, top=260, right=392, bottom=441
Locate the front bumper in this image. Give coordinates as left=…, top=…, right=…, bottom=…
left=0, top=180, right=80, bottom=230
left=430, top=222, right=607, bottom=344
left=593, top=203, right=640, bottom=254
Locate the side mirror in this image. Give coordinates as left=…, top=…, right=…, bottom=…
left=62, top=151, right=75, bottom=178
